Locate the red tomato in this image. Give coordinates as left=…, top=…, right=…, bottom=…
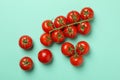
left=67, top=10, right=81, bottom=23
left=70, top=55, right=83, bottom=66
left=19, top=56, right=33, bottom=71
left=19, top=35, right=33, bottom=50
left=40, top=33, right=52, bottom=46
left=76, top=41, right=90, bottom=55
left=51, top=30, right=65, bottom=43
left=77, top=22, right=91, bottom=35
left=63, top=26, right=77, bottom=38
left=38, top=49, right=52, bottom=64
left=80, top=7, right=94, bottom=20
left=54, top=16, right=67, bottom=28
left=42, top=20, right=54, bottom=33
left=61, top=42, right=75, bottom=57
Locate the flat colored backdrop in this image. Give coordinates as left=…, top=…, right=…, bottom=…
left=0, top=0, right=120, bottom=80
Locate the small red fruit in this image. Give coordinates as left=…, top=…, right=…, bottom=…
left=19, top=56, right=33, bottom=71
left=63, top=26, right=77, bottom=38
left=70, top=55, right=83, bottom=66
left=42, top=20, right=54, bottom=33
left=76, top=41, right=90, bottom=55
left=61, top=42, right=75, bottom=57
left=54, top=16, right=67, bottom=28
left=19, top=35, right=33, bottom=50
left=77, top=22, right=91, bottom=35
left=38, top=49, right=53, bottom=64
left=67, top=10, right=81, bottom=23
left=40, top=33, right=52, bottom=46
left=80, top=7, right=94, bottom=20
left=51, top=30, right=65, bottom=43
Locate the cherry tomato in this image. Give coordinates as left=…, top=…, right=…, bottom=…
left=40, top=33, right=52, bottom=46
left=54, top=16, right=67, bottom=28
left=19, top=35, right=33, bottom=50
left=61, top=42, right=75, bottom=57
left=63, top=26, right=77, bottom=38
left=67, top=10, right=81, bottom=23
left=19, top=56, right=33, bottom=71
left=76, top=41, right=90, bottom=55
left=77, top=21, right=91, bottom=35
left=51, top=30, right=65, bottom=43
left=70, top=55, right=83, bottom=66
left=80, top=7, right=94, bottom=20
left=38, top=49, right=52, bottom=64
left=42, top=20, right=54, bottom=33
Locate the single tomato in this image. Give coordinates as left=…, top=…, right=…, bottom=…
left=80, top=7, right=94, bottom=20
left=76, top=41, right=90, bottom=55
left=70, top=55, right=83, bottom=66
left=61, top=42, right=75, bottom=57
left=51, top=30, right=65, bottom=43
left=63, top=26, right=77, bottom=38
left=38, top=49, right=52, bottom=64
left=42, top=20, right=54, bottom=33
left=19, top=56, right=33, bottom=71
left=40, top=33, right=52, bottom=46
left=77, top=21, right=91, bottom=35
left=67, top=10, right=81, bottom=23
left=54, top=16, right=67, bottom=28
left=19, top=35, right=33, bottom=50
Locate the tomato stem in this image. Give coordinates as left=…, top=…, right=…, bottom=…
left=49, top=18, right=93, bottom=34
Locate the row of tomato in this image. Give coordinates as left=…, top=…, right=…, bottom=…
left=40, top=7, right=94, bottom=46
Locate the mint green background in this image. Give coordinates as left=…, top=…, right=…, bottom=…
left=0, top=0, right=120, bottom=80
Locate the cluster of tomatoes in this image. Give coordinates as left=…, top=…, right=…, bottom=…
left=40, top=7, right=94, bottom=46
left=19, top=7, right=94, bottom=71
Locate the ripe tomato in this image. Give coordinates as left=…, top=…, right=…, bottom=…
left=19, top=35, right=33, bottom=50
left=51, top=30, right=65, bottom=43
left=40, top=33, right=52, bottom=46
left=80, top=7, right=94, bottom=20
left=70, top=55, right=83, bottom=66
left=76, top=41, right=90, bottom=55
left=42, top=20, right=54, bottom=33
left=63, top=26, right=77, bottom=38
left=19, top=56, right=33, bottom=71
left=54, top=16, right=67, bottom=28
left=77, top=22, right=91, bottom=35
left=61, top=42, right=75, bottom=57
left=38, top=49, right=52, bottom=64
left=67, top=10, right=81, bottom=23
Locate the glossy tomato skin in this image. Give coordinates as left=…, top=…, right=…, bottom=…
left=63, top=26, right=77, bottom=38
left=38, top=49, right=52, bottom=64
left=76, top=41, right=90, bottom=55
left=80, top=7, right=94, bottom=20
left=40, top=33, right=52, bottom=46
left=19, top=35, right=33, bottom=50
left=67, top=10, right=81, bottom=23
left=70, top=55, right=83, bottom=66
left=77, top=22, right=91, bottom=35
left=54, top=16, right=67, bottom=28
left=51, top=30, right=65, bottom=43
left=61, top=42, right=75, bottom=57
left=42, top=20, right=54, bottom=33
left=19, top=56, right=33, bottom=71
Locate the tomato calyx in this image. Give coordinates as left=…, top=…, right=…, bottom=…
left=84, top=10, right=89, bottom=16
left=49, top=18, right=93, bottom=34
left=68, top=27, right=73, bottom=35
left=22, top=59, right=30, bottom=66
left=47, top=22, right=54, bottom=28
left=22, top=39, right=28, bottom=44
left=79, top=45, right=84, bottom=52
left=80, top=25, right=85, bottom=32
